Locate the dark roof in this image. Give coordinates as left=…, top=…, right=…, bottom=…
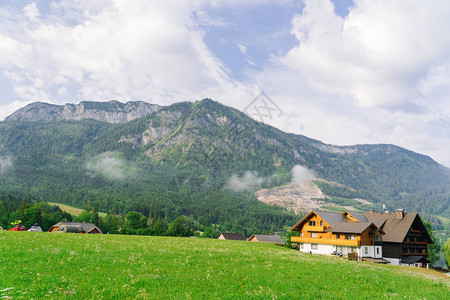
left=249, top=235, right=284, bottom=243
left=325, top=222, right=375, bottom=234
left=315, top=211, right=347, bottom=226
left=51, top=222, right=103, bottom=234
left=364, top=213, right=430, bottom=243
left=400, top=256, right=431, bottom=264
left=219, top=233, right=246, bottom=241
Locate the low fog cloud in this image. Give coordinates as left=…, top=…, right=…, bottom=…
left=86, top=152, right=133, bottom=180
left=225, top=171, right=267, bottom=192
left=291, top=165, right=315, bottom=183
left=226, top=165, right=316, bottom=192
left=0, top=156, right=13, bottom=175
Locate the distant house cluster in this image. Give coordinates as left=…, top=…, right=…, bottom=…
left=291, top=209, right=433, bottom=268
left=218, top=232, right=284, bottom=244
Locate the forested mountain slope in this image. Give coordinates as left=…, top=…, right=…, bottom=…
left=0, top=99, right=448, bottom=234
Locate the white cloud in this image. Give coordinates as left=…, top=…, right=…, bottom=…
left=0, top=0, right=252, bottom=107
left=225, top=171, right=266, bottom=191
left=237, top=44, right=247, bottom=55
left=86, top=152, right=134, bottom=180
left=291, top=165, right=315, bottom=183
left=250, top=0, right=450, bottom=166
left=22, top=2, right=40, bottom=22
left=0, top=156, right=13, bottom=175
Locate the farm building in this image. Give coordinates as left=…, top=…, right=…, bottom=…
left=217, top=233, right=246, bottom=241
left=49, top=222, right=102, bottom=234
left=248, top=234, right=284, bottom=244
left=27, top=223, right=43, bottom=232
left=291, top=209, right=433, bottom=268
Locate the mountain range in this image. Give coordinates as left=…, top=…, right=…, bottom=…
left=0, top=99, right=448, bottom=233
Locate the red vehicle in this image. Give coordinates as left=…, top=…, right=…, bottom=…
left=9, top=224, right=26, bottom=231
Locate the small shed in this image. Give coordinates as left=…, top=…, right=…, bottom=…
left=49, top=222, right=102, bottom=234
left=400, top=256, right=431, bottom=268
left=248, top=234, right=284, bottom=244
left=218, top=233, right=246, bottom=241
left=27, top=223, right=43, bottom=232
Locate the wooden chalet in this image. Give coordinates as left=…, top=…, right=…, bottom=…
left=49, top=222, right=103, bottom=234
left=248, top=234, right=284, bottom=244
left=217, top=233, right=246, bottom=241
left=364, top=209, right=433, bottom=267
left=291, top=210, right=385, bottom=261
left=291, top=209, right=433, bottom=267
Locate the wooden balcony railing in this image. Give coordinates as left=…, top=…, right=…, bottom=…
left=402, top=253, right=428, bottom=256
left=291, top=236, right=359, bottom=247
left=303, top=225, right=327, bottom=232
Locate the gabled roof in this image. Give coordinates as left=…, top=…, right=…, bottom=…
left=50, top=222, right=102, bottom=234
left=400, top=256, right=431, bottom=264
left=344, top=211, right=368, bottom=223
left=248, top=234, right=284, bottom=243
left=218, top=233, right=246, bottom=241
left=325, top=222, right=376, bottom=234
left=364, top=213, right=431, bottom=243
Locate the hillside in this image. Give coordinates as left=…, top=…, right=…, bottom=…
left=1, top=232, right=447, bottom=298
left=0, top=99, right=449, bottom=234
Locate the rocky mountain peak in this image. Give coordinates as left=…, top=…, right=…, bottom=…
left=5, top=100, right=162, bottom=123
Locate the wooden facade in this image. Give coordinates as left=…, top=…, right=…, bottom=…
left=291, top=209, right=433, bottom=267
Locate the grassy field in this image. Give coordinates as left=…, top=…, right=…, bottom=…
left=48, top=202, right=107, bottom=218
left=0, top=232, right=448, bottom=299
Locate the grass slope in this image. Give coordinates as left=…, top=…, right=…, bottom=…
left=0, top=232, right=448, bottom=299
left=48, top=202, right=107, bottom=218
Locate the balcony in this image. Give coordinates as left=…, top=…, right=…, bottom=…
left=405, top=241, right=427, bottom=245
left=303, top=225, right=327, bottom=232
left=403, top=252, right=428, bottom=256
left=291, top=236, right=360, bottom=247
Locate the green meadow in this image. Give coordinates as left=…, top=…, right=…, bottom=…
left=0, top=232, right=448, bottom=299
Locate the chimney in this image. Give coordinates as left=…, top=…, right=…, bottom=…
left=395, top=209, right=404, bottom=219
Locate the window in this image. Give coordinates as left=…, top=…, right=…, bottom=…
left=364, top=247, right=368, bottom=255
left=311, top=232, right=318, bottom=238
left=336, top=234, right=340, bottom=239
left=374, top=235, right=380, bottom=241
left=320, top=221, right=323, bottom=226
left=300, top=243, right=304, bottom=249
left=311, top=244, right=318, bottom=250
left=376, top=248, right=379, bottom=255
left=309, top=221, right=315, bottom=226
left=345, top=234, right=355, bottom=240
left=301, top=232, right=304, bottom=237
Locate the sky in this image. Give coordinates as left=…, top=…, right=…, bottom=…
left=0, top=0, right=449, bottom=167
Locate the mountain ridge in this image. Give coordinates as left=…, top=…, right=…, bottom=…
left=0, top=99, right=448, bottom=231
left=5, top=100, right=161, bottom=123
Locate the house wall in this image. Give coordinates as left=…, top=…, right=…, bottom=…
left=359, top=245, right=383, bottom=258
left=218, top=234, right=225, bottom=240
left=382, top=242, right=402, bottom=259
left=300, top=243, right=334, bottom=255
left=384, top=257, right=401, bottom=265
left=360, top=228, right=372, bottom=246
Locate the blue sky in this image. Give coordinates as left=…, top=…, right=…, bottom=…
left=0, top=0, right=449, bottom=167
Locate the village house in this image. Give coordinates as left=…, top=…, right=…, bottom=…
left=248, top=234, right=284, bottom=244
left=217, top=232, right=246, bottom=241
left=291, top=209, right=433, bottom=267
left=49, top=222, right=103, bottom=234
